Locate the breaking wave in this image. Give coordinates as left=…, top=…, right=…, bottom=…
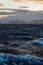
left=0, top=54, right=43, bottom=65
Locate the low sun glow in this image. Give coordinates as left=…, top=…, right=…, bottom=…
left=0, top=15, right=8, bottom=18
left=0, top=0, right=43, bottom=11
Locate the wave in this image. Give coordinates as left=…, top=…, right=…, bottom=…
left=0, top=53, right=43, bottom=65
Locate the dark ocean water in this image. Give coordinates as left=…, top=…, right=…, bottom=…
left=0, top=24, right=43, bottom=65
left=0, top=54, right=43, bottom=65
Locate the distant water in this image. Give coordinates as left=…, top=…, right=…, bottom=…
left=0, top=53, right=43, bottom=65
left=0, top=24, right=43, bottom=38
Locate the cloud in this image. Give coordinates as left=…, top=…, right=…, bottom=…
left=0, top=0, right=43, bottom=11
left=11, top=0, right=43, bottom=2
left=19, top=6, right=28, bottom=8
left=0, top=4, right=4, bottom=6
left=11, top=0, right=32, bottom=1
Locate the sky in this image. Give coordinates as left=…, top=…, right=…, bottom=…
left=0, top=0, right=43, bottom=21
left=0, top=0, right=43, bottom=11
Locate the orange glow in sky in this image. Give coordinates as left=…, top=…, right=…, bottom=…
left=0, top=0, right=43, bottom=11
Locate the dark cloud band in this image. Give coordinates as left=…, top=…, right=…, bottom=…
left=0, top=4, right=4, bottom=6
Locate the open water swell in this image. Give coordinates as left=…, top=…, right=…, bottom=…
left=0, top=54, right=43, bottom=65
left=0, top=24, right=43, bottom=65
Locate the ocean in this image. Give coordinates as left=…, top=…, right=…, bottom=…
left=0, top=24, right=43, bottom=65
